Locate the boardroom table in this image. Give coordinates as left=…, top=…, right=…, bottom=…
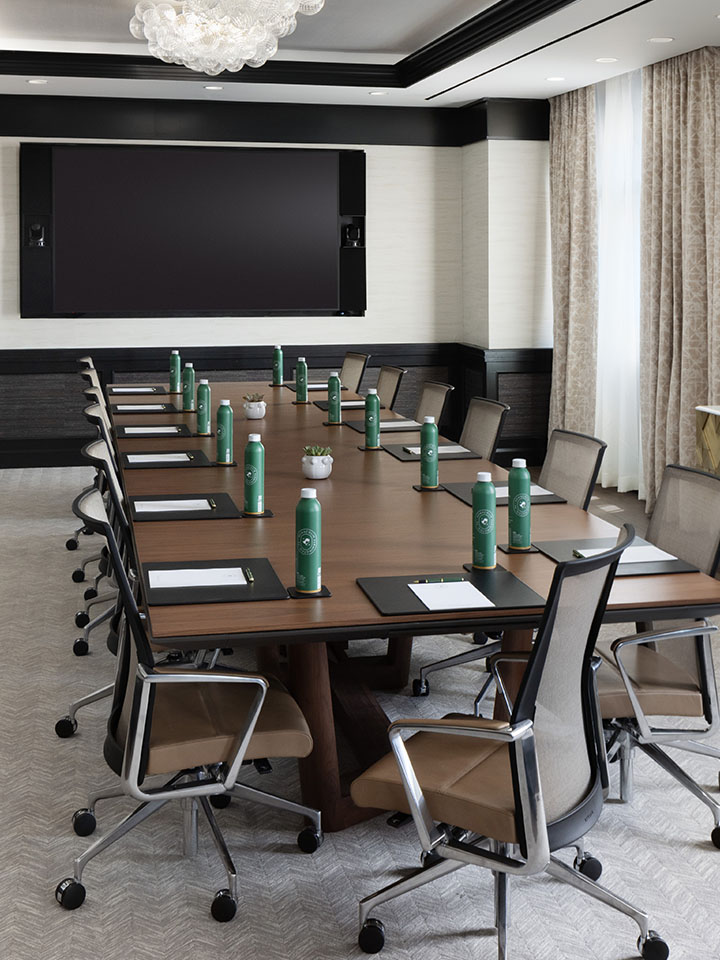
left=109, top=380, right=720, bottom=831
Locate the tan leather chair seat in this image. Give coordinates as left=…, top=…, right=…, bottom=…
left=351, top=715, right=518, bottom=843
left=596, top=642, right=703, bottom=719
left=145, top=675, right=313, bottom=776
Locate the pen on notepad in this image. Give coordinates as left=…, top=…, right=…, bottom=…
left=187, top=453, right=194, bottom=460
left=208, top=498, right=216, bottom=510
left=245, top=567, right=255, bottom=583
left=572, top=549, right=584, bottom=558
left=413, top=576, right=465, bottom=584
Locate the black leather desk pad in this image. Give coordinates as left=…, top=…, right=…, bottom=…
left=533, top=537, right=698, bottom=577
left=313, top=399, right=384, bottom=411
left=110, top=402, right=181, bottom=415
left=130, top=492, right=241, bottom=522
left=285, top=383, right=348, bottom=393
left=122, top=449, right=213, bottom=469
left=142, top=557, right=288, bottom=606
left=116, top=424, right=192, bottom=439
left=343, top=419, right=421, bottom=435
left=384, top=444, right=482, bottom=462
left=443, top=482, right=566, bottom=507
left=108, top=385, right=167, bottom=395
left=356, top=566, right=545, bottom=616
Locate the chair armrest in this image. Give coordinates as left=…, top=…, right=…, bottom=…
left=389, top=715, right=529, bottom=741
left=486, top=652, right=531, bottom=716
left=611, top=619, right=716, bottom=654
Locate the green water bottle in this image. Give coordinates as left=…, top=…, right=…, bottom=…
left=295, top=488, right=322, bottom=594
left=169, top=349, right=181, bottom=394
left=327, top=370, right=342, bottom=424
left=182, top=362, right=195, bottom=412
left=420, top=416, right=439, bottom=489
left=472, top=471, right=497, bottom=569
left=296, top=356, right=308, bottom=403
left=196, top=379, right=211, bottom=435
left=216, top=399, right=234, bottom=465
left=244, top=433, right=265, bottom=515
left=365, top=388, right=380, bottom=449
left=272, top=345, right=283, bottom=386
left=508, top=457, right=532, bottom=550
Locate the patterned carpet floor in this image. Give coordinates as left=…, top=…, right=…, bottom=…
left=1, top=466, right=718, bottom=960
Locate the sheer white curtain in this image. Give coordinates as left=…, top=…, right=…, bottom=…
left=594, top=71, right=644, bottom=495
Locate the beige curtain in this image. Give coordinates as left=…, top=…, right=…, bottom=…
left=641, top=47, right=720, bottom=508
left=548, top=85, right=598, bottom=436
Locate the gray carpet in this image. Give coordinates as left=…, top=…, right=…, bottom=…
left=1, top=467, right=718, bottom=960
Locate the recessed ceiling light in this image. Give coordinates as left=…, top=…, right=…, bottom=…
left=368, top=90, right=388, bottom=96
left=204, top=84, right=223, bottom=90
left=546, top=77, right=565, bottom=82
left=595, top=58, right=618, bottom=63
left=648, top=37, right=674, bottom=43
left=26, top=78, right=48, bottom=85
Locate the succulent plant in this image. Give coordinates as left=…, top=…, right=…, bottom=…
left=243, top=392, right=265, bottom=402
left=303, top=444, right=332, bottom=457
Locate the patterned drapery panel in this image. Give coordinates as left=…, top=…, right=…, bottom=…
left=548, top=85, right=598, bottom=436
left=640, top=47, right=720, bottom=509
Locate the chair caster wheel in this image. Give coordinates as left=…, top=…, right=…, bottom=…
left=66, top=539, right=79, bottom=552
left=711, top=826, right=720, bottom=849
left=211, top=889, right=237, bottom=922
left=297, top=827, right=323, bottom=854
left=71, top=568, right=84, bottom=582
left=209, top=794, right=232, bottom=809
left=638, top=932, right=669, bottom=960
left=359, top=918, right=385, bottom=954
left=73, top=638, right=89, bottom=657
left=83, top=587, right=98, bottom=601
left=75, top=611, right=90, bottom=628
left=72, top=809, right=97, bottom=837
left=574, top=854, right=602, bottom=881
left=55, top=715, right=78, bottom=739
left=411, top=679, right=429, bottom=697
left=55, top=878, right=86, bottom=910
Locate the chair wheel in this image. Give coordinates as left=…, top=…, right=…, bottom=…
left=297, top=827, right=323, bottom=854
left=73, top=638, right=89, bottom=657
left=55, top=878, right=86, bottom=910
left=211, top=889, right=237, bottom=922
left=75, top=611, right=90, bottom=628
left=209, top=794, right=232, bottom=809
left=411, top=678, right=429, bottom=697
left=55, top=715, right=78, bottom=739
left=711, top=826, right=720, bottom=849
left=83, top=587, right=98, bottom=601
left=638, top=932, right=669, bottom=960
left=71, top=568, right=85, bottom=582
left=575, top=854, right=602, bottom=881
left=359, top=918, right=385, bottom=954
left=66, top=539, right=79, bottom=552
left=72, top=809, right=97, bottom=837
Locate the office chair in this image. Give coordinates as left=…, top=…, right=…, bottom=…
left=414, top=381, right=454, bottom=425
left=65, top=357, right=99, bottom=552
left=375, top=365, right=407, bottom=410
left=597, top=464, right=720, bottom=846
left=56, top=487, right=323, bottom=921
left=412, top=427, right=606, bottom=699
left=340, top=352, right=371, bottom=393
left=459, top=397, right=510, bottom=459
left=351, top=526, right=669, bottom=960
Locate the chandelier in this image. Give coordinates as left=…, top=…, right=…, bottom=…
left=129, top=0, right=326, bottom=76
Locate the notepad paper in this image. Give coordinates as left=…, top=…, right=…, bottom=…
left=111, top=387, right=155, bottom=393
left=127, top=453, right=190, bottom=463
left=577, top=545, right=677, bottom=564
left=403, top=444, right=471, bottom=455
left=408, top=580, right=495, bottom=611
left=124, top=426, right=180, bottom=435
left=148, top=566, right=247, bottom=589
left=379, top=420, right=420, bottom=430
left=340, top=400, right=366, bottom=407
left=134, top=499, right=211, bottom=513
left=494, top=484, right=553, bottom=498
left=116, top=404, right=166, bottom=411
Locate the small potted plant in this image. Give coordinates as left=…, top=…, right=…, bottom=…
left=302, top=444, right=333, bottom=479
left=243, top=392, right=266, bottom=420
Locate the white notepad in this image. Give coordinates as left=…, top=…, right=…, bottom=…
left=379, top=420, right=420, bottom=430
left=111, top=387, right=156, bottom=394
left=403, top=444, right=471, bottom=455
left=127, top=453, right=190, bottom=464
left=340, top=400, right=366, bottom=408
left=134, top=499, right=211, bottom=513
left=148, top=566, right=247, bottom=589
left=409, top=580, right=495, bottom=611
left=124, top=426, right=180, bottom=435
left=494, top=484, right=553, bottom=498
left=576, top=545, right=677, bottom=564
left=116, top=404, right=166, bottom=411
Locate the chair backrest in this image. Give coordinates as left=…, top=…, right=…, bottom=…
left=375, top=365, right=407, bottom=410
left=82, top=439, right=128, bottom=530
left=458, top=397, right=510, bottom=460
left=80, top=367, right=103, bottom=392
left=340, top=353, right=370, bottom=393
left=513, top=524, right=633, bottom=843
left=84, top=402, right=116, bottom=463
left=538, top=429, right=607, bottom=510
left=77, top=356, right=94, bottom=370
left=414, top=381, right=454, bottom=425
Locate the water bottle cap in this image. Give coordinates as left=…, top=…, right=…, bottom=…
left=248, top=433, right=261, bottom=442
left=220, top=399, right=231, bottom=406
left=477, top=471, right=492, bottom=482
left=199, top=379, right=209, bottom=384
left=300, top=488, right=317, bottom=499
left=171, top=350, right=179, bottom=354
left=368, top=388, right=377, bottom=394
left=512, top=458, right=527, bottom=468
left=330, top=371, right=339, bottom=378
left=184, top=362, right=193, bottom=368
left=274, top=345, right=281, bottom=350
left=423, top=416, right=435, bottom=424
left=298, top=356, right=306, bottom=362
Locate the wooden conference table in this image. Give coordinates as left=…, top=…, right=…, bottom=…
left=111, top=380, right=720, bottom=831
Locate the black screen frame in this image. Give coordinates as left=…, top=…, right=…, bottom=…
left=19, top=142, right=366, bottom=319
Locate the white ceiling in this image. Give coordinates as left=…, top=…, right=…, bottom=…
left=0, top=0, right=718, bottom=107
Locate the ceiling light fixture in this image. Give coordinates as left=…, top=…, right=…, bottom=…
left=26, top=78, right=48, bottom=84
left=647, top=37, right=674, bottom=43
left=130, top=0, right=326, bottom=76
left=595, top=57, right=618, bottom=63
left=546, top=76, right=566, bottom=81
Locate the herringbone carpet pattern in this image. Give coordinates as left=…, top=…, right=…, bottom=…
left=1, top=467, right=718, bottom=960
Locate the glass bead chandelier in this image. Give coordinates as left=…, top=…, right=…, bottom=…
left=129, top=0, right=326, bottom=76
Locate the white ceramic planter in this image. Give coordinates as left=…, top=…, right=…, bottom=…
left=302, top=455, right=333, bottom=480
left=243, top=401, right=266, bottom=420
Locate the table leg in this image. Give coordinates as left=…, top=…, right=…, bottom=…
left=493, top=628, right=534, bottom=721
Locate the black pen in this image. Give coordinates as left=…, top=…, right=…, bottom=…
left=208, top=498, right=217, bottom=510
left=413, top=576, right=465, bottom=584
left=245, top=567, right=255, bottom=583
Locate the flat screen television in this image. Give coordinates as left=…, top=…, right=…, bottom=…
left=20, top=143, right=366, bottom=318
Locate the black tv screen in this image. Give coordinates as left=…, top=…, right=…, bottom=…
left=20, top=143, right=366, bottom=318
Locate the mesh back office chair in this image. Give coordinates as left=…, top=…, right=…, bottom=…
left=414, top=381, right=454, bottom=425
left=597, top=464, right=720, bottom=846
left=351, top=527, right=669, bottom=960
left=375, top=365, right=407, bottom=410
left=340, top=352, right=371, bottom=393
left=56, top=488, right=323, bottom=921
left=65, top=358, right=99, bottom=553
left=459, top=397, right=510, bottom=459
